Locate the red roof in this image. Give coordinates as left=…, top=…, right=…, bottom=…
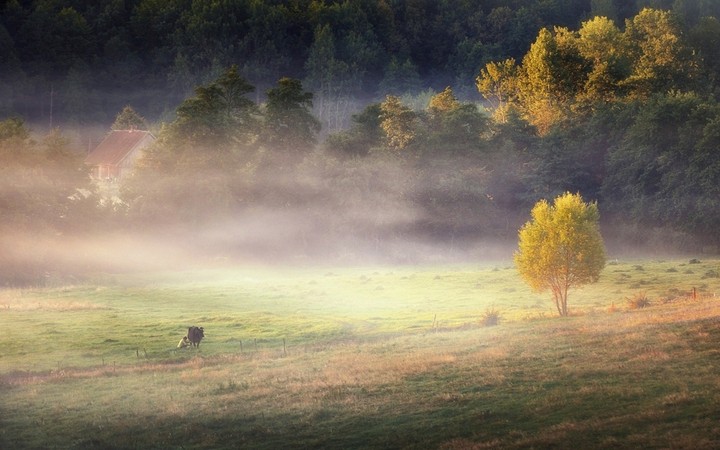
left=85, top=130, right=154, bottom=166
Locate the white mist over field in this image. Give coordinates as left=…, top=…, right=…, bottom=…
left=0, top=145, right=524, bottom=286
left=2, top=122, right=699, bottom=287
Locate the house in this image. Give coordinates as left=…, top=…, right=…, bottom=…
left=85, top=129, right=154, bottom=180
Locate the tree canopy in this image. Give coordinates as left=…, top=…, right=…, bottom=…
left=7, top=1, right=720, bottom=127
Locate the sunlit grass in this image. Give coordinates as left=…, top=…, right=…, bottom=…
left=2, top=259, right=720, bottom=448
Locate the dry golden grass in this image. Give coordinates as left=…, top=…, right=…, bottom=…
left=0, top=290, right=108, bottom=311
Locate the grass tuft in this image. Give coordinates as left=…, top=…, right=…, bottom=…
left=627, top=291, right=651, bottom=309
left=480, top=307, right=501, bottom=327
left=702, top=269, right=719, bottom=279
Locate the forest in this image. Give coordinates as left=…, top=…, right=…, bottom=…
left=3, top=0, right=720, bottom=284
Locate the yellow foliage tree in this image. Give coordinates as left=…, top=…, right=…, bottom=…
left=623, top=8, right=699, bottom=97
left=380, top=95, right=416, bottom=150
left=476, top=58, right=519, bottom=123
left=428, top=86, right=460, bottom=116
left=514, top=192, right=606, bottom=316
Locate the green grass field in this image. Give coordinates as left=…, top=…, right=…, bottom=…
left=2, top=259, right=720, bottom=449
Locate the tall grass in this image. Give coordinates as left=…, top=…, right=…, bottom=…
left=2, top=259, right=720, bottom=448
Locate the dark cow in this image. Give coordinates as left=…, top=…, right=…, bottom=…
left=187, top=326, right=205, bottom=348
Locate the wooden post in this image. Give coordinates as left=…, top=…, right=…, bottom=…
left=283, top=338, right=287, bottom=357
left=693, top=287, right=697, bottom=300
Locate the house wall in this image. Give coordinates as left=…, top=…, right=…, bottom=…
left=87, top=132, right=155, bottom=182
left=118, top=134, right=153, bottom=179
left=95, top=165, right=119, bottom=179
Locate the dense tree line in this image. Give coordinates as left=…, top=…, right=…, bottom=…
left=473, top=7, right=720, bottom=248
left=5, top=0, right=720, bottom=129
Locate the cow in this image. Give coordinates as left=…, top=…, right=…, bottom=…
left=187, top=326, right=205, bottom=348
left=177, top=336, right=191, bottom=349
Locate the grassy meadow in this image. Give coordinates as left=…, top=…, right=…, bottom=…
left=2, top=259, right=720, bottom=448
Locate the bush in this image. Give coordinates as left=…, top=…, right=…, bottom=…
left=627, top=292, right=651, bottom=309
left=702, top=270, right=719, bottom=279
left=481, top=307, right=501, bottom=326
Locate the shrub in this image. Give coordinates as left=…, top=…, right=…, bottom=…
left=702, top=270, right=719, bottom=279
left=627, top=292, right=651, bottom=309
left=481, top=307, right=501, bottom=326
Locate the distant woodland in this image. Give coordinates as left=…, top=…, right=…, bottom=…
left=5, top=0, right=719, bottom=126
left=3, top=0, right=720, bottom=284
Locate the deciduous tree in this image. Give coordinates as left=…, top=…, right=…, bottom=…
left=380, top=95, right=416, bottom=150
left=476, top=58, right=519, bottom=122
left=576, top=15, right=629, bottom=103
left=514, top=192, right=606, bottom=316
left=426, top=87, right=488, bottom=155
left=623, top=8, right=699, bottom=97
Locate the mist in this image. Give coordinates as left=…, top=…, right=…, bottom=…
left=3, top=123, right=708, bottom=288
left=1, top=139, right=529, bottom=287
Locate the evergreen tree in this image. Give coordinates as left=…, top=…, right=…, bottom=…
left=263, top=77, right=321, bottom=159
left=112, top=106, right=148, bottom=130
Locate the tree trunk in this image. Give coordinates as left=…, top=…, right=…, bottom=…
left=553, top=289, right=563, bottom=316
left=553, top=286, right=569, bottom=316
